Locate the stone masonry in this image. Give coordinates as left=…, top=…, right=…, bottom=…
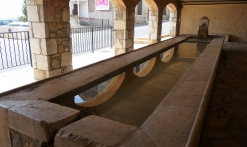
left=114, top=7, right=135, bottom=55
left=27, top=0, right=72, bottom=80
left=148, top=9, right=162, bottom=44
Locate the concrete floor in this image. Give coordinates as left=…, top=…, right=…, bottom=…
left=200, top=42, right=247, bottom=147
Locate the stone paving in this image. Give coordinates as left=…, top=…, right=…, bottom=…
left=200, top=42, right=247, bottom=147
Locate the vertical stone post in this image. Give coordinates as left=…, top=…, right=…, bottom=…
left=169, top=11, right=177, bottom=37
left=114, top=8, right=135, bottom=55
left=147, top=9, right=162, bottom=44
left=27, top=0, right=72, bottom=80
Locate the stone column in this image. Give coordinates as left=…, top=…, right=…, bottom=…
left=169, top=11, right=177, bottom=37
left=147, top=10, right=162, bottom=44
left=114, top=8, right=135, bottom=55
left=27, top=0, right=72, bottom=80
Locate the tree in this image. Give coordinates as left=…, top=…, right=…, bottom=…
left=19, top=0, right=28, bottom=22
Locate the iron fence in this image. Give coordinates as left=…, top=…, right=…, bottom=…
left=79, top=18, right=109, bottom=27
left=0, top=26, right=113, bottom=70
left=71, top=26, right=113, bottom=54
left=0, top=31, right=31, bottom=70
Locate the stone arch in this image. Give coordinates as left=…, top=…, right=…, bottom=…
left=166, top=3, right=177, bottom=37
left=142, top=0, right=161, bottom=44
left=111, top=0, right=136, bottom=55
left=75, top=73, right=125, bottom=107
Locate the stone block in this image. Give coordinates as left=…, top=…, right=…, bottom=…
left=61, top=51, right=72, bottom=67
left=36, top=54, right=50, bottom=70
left=33, top=68, right=62, bottom=80
left=62, top=7, right=70, bottom=22
left=123, top=39, right=133, bottom=48
left=50, top=54, right=61, bottom=69
left=141, top=106, right=198, bottom=147
left=65, top=23, right=70, bottom=36
left=151, top=33, right=158, bottom=40
left=30, top=38, right=41, bottom=54
left=26, top=0, right=44, bottom=5
left=43, top=4, right=55, bottom=22
left=54, top=115, right=137, bottom=147
left=127, top=19, right=134, bottom=29
left=0, top=105, right=11, bottom=147
left=120, top=130, right=156, bottom=147
left=115, top=30, right=124, bottom=39
left=114, top=20, right=126, bottom=29
left=114, top=39, right=123, bottom=49
left=32, top=23, right=49, bottom=38
left=49, top=23, right=58, bottom=31
left=45, top=68, right=62, bottom=78
left=61, top=65, right=73, bottom=73
left=41, top=39, right=58, bottom=55
left=57, top=44, right=64, bottom=53
left=31, top=54, right=37, bottom=68
left=0, top=100, right=79, bottom=145
left=28, top=22, right=34, bottom=38
left=124, top=29, right=134, bottom=39
left=27, top=6, right=40, bottom=22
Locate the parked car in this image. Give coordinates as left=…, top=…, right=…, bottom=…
left=8, top=22, right=28, bottom=27
left=0, top=19, right=18, bottom=26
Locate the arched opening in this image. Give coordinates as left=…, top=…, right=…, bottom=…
left=133, top=57, right=156, bottom=77
left=142, top=0, right=160, bottom=45
left=75, top=73, right=125, bottom=107
left=166, top=3, right=177, bottom=37
left=133, top=0, right=150, bottom=49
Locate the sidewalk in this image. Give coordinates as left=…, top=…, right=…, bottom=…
left=0, top=44, right=149, bottom=93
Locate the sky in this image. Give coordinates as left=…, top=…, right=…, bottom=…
left=0, top=0, right=23, bottom=19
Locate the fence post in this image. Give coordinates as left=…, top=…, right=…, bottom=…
left=111, top=26, right=113, bottom=49
left=92, top=27, right=94, bottom=53
left=27, top=32, right=32, bottom=67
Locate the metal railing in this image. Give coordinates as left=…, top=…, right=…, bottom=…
left=0, top=31, right=31, bottom=70
left=71, top=26, right=113, bottom=54
left=79, top=18, right=109, bottom=27
left=0, top=26, right=113, bottom=70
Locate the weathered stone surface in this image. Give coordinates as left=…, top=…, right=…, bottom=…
left=141, top=106, right=198, bottom=147
left=27, top=6, right=40, bottom=22
left=30, top=38, right=41, bottom=54
left=119, top=130, right=156, bottom=147
left=54, top=115, right=137, bottom=147
left=41, top=39, right=58, bottom=55
left=61, top=51, right=72, bottom=67
left=50, top=54, right=61, bottom=69
left=26, top=0, right=44, bottom=5
left=36, top=54, right=50, bottom=70
left=0, top=105, right=11, bottom=147
left=0, top=100, right=79, bottom=144
left=62, top=7, right=70, bottom=22
left=32, top=23, right=49, bottom=38
left=33, top=67, right=63, bottom=80
left=114, top=20, right=127, bottom=29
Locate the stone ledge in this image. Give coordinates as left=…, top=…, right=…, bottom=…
left=0, top=35, right=190, bottom=101
left=141, top=37, right=224, bottom=147
left=54, top=115, right=138, bottom=147
left=0, top=100, right=80, bottom=145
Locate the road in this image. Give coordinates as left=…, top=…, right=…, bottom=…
left=134, top=21, right=169, bottom=38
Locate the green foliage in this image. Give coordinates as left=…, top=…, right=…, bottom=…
left=18, top=16, right=28, bottom=22
left=20, top=0, right=28, bottom=22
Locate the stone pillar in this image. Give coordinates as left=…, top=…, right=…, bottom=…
left=27, top=0, right=72, bottom=80
left=114, top=8, right=135, bottom=55
left=147, top=10, right=162, bottom=44
left=169, top=11, right=177, bottom=37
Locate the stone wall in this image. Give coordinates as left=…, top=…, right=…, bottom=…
left=27, top=0, right=73, bottom=80
left=180, top=4, right=247, bottom=42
